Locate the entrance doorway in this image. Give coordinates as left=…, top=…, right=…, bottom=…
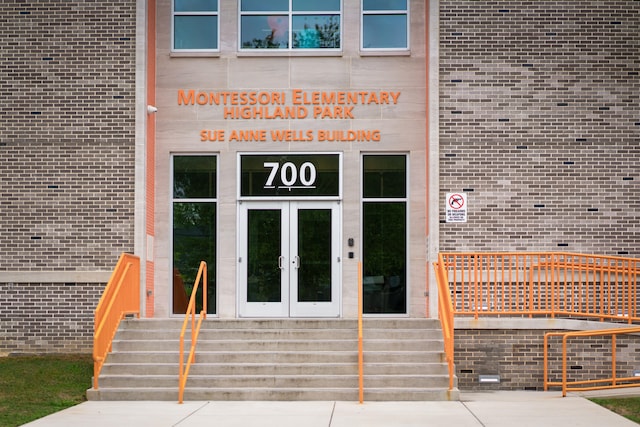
left=238, top=201, right=341, bottom=317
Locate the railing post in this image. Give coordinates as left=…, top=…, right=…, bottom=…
left=473, top=254, right=479, bottom=319
left=543, top=333, right=548, bottom=391
left=611, top=334, right=617, bottom=387
left=562, top=335, right=568, bottom=397
left=358, top=261, right=364, bottom=404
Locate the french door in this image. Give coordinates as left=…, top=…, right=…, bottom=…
left=238, top=201, right=340, bottom=317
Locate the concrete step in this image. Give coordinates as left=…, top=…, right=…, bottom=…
left=115, top=328, right=444, bottom=341
left=87, top=387, right=458, bottom=401
left=111, top=338, right=444, bottom=352
left=105, top=350, right=444, bottom=364
left=96, top=374, right=451, bottom=389
left=100, top=362, right=449, bottom=376
left=118, top=318, right=442, bottom=331
left=89, top=318, right=458, bottom=402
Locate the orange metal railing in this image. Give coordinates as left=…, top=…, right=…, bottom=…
left=358, top=261, right=364, bottom=404
left=93, top=253, right=140, bottom=389
left=434, top=254, right=455, bottom=390
left=439, top=252, right=639, bottom=322
left=544, top=327, right=640, bottom=396
left=434, top=252, right=640, bottom=393
left=178, top=261, right=207, bottom=404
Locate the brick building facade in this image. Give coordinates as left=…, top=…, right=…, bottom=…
left=0, top=1, right=138, bottom=353
left=0, top=0, right=638, bottom=391
left=439, top=1, right=639, bottom=256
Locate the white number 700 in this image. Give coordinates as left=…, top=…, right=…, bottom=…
left=263, top=161, right=316, bottom=188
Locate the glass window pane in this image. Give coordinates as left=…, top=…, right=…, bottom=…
left=175, top=0, right=217, bottom=12
left=247, top=209, right=282, bottom=302
left=241, top=0, right=288, bottom=12
left=363, top=202, right=406, bottom=314
left=292, top=15, right=340, bottom=48
left=173, top=156, right=217, bottom=199
left=174, top=16, right=218, bottom=50
left=363, top=14, right=407, bottom=49
left=293, top=0, right=340, bottom=11
left=298, top=209, right=332, bottom=302
left=363, top=155, right=406, bottom=198
left=173, top=202, right=216, bottom=314
left=363, top=0, right=407, bottom=10
left=241, top=15, right=289, bottom=49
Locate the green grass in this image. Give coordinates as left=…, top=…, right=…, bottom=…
left=590, top=397, right=640, bottom=424
left=0, top=354, right=93, bottom=427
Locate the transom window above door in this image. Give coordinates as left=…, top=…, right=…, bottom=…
left=240, top=0, right=341, bottom=51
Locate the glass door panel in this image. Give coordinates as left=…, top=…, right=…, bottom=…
left=239, top=202, right=289, bottom=317
left=289, top=202, right=340, bottom=317
left=296, top=209, right=331, bottom=302
left=247, top=209, right=282, bottom=303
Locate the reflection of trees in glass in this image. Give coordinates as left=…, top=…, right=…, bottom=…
left=242, top=15, right=339, bottom=49
left=173, top=156, right=216, bottom=199
left=173, top=202, right=216, bottom=314
left=243, top=37, right=282, bottom=49
left=293, top=16, right=340, bottom=49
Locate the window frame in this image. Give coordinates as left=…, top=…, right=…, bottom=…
left=360, top=0, right=410, bottom=52
left=238, top=0, right=343, bottom=53
left=170, top=154, right=218, bottom=316
left=360, top=153, right=409, bottom=316
left=171, top=0, right=220, bottom=53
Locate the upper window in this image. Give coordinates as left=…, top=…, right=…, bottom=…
left=361, top=0, right=409, bottom=51
left=240, top=0, right=341, bottom=51
left=172, top=0, right=219, bottom=52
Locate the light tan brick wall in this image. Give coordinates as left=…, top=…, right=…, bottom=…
left=455, top=328, right=640, bottom=391
left=0, top=1, right=137, bottom=353
left=439, top=0, right=640, bottom=256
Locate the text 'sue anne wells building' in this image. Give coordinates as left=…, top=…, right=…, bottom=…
left=0, top=1, right=639, bottom=391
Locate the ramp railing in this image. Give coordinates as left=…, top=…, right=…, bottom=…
left=438, top=252, right=638, bottom=322
left=544, top=327, right=640, bottom=396
left=434, top=252, right=640, bottom=393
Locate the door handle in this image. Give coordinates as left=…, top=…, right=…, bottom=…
left=278, top=256, right=284, bottom=269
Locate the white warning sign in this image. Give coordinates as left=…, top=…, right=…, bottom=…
left=446, top=193, right=467, bottom=223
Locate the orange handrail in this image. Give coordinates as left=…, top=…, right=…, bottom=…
left=544, top=327, right=640, bottom=396
left=439, top=252, right=639, bottom=323
left=434, top=254, right=455, bottom=390
left=358, top=261, right=364, bottom=404
left=178, top=261, right=207, bottom=404
left=93, top=253, right=140, bottom=389
left=434, top=252, right=640, bottom=393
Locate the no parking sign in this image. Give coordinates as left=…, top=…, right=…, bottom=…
left=446, top=192, right=467, bottom=223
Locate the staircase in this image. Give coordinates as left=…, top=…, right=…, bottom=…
left=86, top=318, right=459, bottom=401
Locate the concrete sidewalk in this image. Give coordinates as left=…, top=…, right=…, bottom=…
left=21, top=391, right=639, bottom=427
